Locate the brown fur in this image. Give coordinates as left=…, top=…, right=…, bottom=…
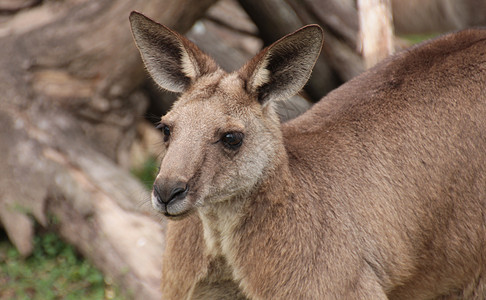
left=130, top=12, right=486, bottom=299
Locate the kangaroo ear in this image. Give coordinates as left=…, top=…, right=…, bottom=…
left=239, top=25, right=323, bottom=105
left=129, top=12, right=219, bottom=93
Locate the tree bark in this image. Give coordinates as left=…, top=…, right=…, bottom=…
left=238, top=0, right=365, bottom=101
left=392, top=0, right=486, bottom=35
left=358, top=0, right=394, bottom=68
left=0, top=0, right=217, bottom=298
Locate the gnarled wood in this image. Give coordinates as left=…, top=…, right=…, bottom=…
left=0, top=0, right=217, bottom=298
left=238, top=0, right=364, bottom=100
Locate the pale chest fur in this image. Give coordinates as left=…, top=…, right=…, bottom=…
left=198, top=203, right=244, bottom=261
left=197, top=197, right=261, bottom=294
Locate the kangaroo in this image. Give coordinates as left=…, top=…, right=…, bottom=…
left=130, top=11, right=486, bottom=299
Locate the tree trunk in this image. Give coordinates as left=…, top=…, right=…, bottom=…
left=358, top=0, right=394, bottom=68
left=392, top=0, right=486, bottom=35
left=238, top=0, right=365, bottom=101
left=0, top=0, right=217, bottom=298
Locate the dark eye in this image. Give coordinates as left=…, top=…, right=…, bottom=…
left=221, top=132, right=244, bottom=150
left=156, top=124, right=171, bottom=142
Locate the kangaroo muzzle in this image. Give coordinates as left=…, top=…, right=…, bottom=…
left=152, top=180, right=190, bottom=217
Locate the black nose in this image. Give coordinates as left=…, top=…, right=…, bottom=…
left=153, top=181, right=188, bottom=205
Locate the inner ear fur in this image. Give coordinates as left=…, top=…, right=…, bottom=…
left=129, top=11, right=218, bottom=93
left=239, top=25, right=324, bottom=105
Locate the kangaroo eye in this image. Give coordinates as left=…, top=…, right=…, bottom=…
left=221, top=132, right=244, bottom=150
left=156, top=124, right=171, bottom=142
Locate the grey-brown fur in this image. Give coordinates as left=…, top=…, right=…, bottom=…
left=130, top=11, right=486, bottom=299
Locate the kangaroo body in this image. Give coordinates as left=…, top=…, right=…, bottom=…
left=130, top=12, right=486, bottom=299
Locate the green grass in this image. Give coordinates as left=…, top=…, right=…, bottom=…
left=0, top=158, right=159, bottom=300
left=400, top=33, right=440, bottom=45
left=0, top=228, right=123, bottom=300
left=131, top=156, right=159, bottom=190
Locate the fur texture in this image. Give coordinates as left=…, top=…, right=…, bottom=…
left=130, top=11, right=486, bottom=299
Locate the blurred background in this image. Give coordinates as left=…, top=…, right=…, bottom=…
left=1, top=0, right=485, bottom=298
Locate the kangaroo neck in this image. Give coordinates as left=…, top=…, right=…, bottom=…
left=198, top=152, right=295, bottom=258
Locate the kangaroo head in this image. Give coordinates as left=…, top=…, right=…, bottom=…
left=130, top=12, right=323, bottom=218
